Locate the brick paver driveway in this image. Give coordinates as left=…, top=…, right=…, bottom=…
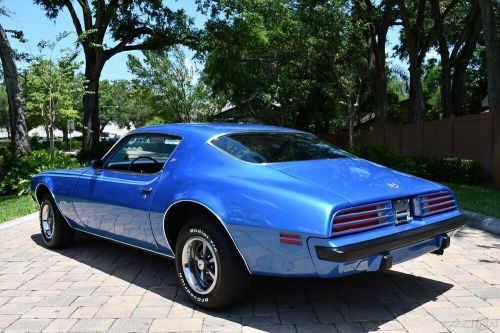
left=0, top=217, right=498, bottom=333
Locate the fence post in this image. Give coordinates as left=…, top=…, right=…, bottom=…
left=399, top=124, right=403, bottom=154
left=450, top=116, right=455, bottom=157
left=493, top=110, right=500, bottom=187
left=421, top=120, right=425, bottom=156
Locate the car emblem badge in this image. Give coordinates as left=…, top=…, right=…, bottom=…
left=388, top=183, right=399, bottom=189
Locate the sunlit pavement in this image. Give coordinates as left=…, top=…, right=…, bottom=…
left=0, top=217, right=499, bottom=332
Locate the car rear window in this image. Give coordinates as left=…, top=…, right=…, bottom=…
left=210, top=132, right=352, bottom=164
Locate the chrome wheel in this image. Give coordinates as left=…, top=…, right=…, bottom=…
left=181, top=236, right=218, bottom=295
left=41, top=203, right=54, bottom=239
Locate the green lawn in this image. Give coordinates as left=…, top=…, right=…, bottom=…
left=447, top=183, right=500, bottom=219
left=0, top=195, right=38, bottom=223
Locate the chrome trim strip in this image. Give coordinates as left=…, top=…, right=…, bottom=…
left=420, top=195, right=453, bottom=204
left=422, top=205, right=458, bottom=216
left=335, top=207, right=389, bottom=219
left=205, top=130, right=350, bottom=166
left=422, top=200, right=456, bottom=210
left=100, top=131, right=184, bottom=171
left=162, top=199, right=252, bottom=275
left=332, top=221, right=393, bottom=237
left=333, top=215, right=392, bottom=228
left=162, top=203, right=175, bottom=253
left=206, top=131, right=301, bottom=166
left=34, top=184, right=174, bottom=259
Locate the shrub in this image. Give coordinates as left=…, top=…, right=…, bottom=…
left=348, top=145, right=482, bottom=185
left=348, top=145, right=425, bottom=176
left=29, top=136, right=82, bottom=151
left=0, top=145, right=13, bottom=180
left=413, top=156, right=483, bottom=185
left=0, top=150, right=82, bottom=196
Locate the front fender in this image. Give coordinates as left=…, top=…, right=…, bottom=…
left=31, top=168, right=88, bottom=229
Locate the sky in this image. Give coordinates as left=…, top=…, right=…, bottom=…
left=4, top=1, right=408, bottom=81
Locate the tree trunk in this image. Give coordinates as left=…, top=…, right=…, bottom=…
left=479, top=0, right=500, bottom=111
left=82, top=59, right=103, bottom=157
left=44, top=125, right=49, bottom=144
left=348, top=110, right=355, bottom=148
left=408, top=59, right=426, bottom=121
left=362, top=0, right=393, bottom=127
left=452, top=70, right=467, bottom=116
left=49, top=125, right=54, bottom=163
left=397, top=0, right=428, bottom=122
left=431, top=0, right=453, bottom=118
left=0, top=24, right=31, bottom=155
left=439, top=57, right=453, bottom=118
left=295, top=105, right=309, bottom=129
left=369, top=33, right=389, bottom=127
left=62, top=125, right=69, bottom=150
left=451, top=9, right=481, bottom=116
left=348, top=101, right=361, bottom=148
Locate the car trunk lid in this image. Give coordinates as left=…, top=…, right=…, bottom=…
left=268, top=158, right=441, bottom=204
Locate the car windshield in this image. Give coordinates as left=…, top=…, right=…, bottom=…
left=211, top=132, right=353, bottom=164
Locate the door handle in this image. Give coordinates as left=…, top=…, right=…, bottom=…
left=139, top=187, right=153, bottom=194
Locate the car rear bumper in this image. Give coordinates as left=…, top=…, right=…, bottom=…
left=315, top=214, right=466, bottom=262
left=307, top=212, right=467, bottom=278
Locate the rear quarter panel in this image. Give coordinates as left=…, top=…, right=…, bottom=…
left=149, top=137, right=348, bottom=276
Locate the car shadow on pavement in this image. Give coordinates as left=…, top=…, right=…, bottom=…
left=31, top=232, right=453, bottom=332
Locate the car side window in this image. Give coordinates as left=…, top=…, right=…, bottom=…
left=105, top=134, right=181, bottom=174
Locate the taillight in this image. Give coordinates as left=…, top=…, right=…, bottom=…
left=414, top=191, right=457, bottom=216
left=332, top=202, right=391, bottom=236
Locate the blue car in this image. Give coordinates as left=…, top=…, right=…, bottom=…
left=31, top=123, right=466, bottom=309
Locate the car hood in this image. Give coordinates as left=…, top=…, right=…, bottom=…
left=269, top=158, right=442, bottom=204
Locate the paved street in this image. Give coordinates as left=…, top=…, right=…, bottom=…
left=0, top=217, right=498, bottom=333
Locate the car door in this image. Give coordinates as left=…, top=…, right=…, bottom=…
left=72, top=133, right=181, bottom=251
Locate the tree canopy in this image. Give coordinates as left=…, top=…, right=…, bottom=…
left=33, top=0, right=198, bottom=155
left=0, top=0, right=496, bottom=158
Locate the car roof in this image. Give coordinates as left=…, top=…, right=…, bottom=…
left=129, top=123, right=304, bottom=141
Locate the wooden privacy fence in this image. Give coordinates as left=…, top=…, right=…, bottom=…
left=319, top=110, right=500, bottom=186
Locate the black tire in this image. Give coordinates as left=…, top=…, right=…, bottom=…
left=175, top=216, right=251, bottom=309
left=39, top=193, right=74, bottom=248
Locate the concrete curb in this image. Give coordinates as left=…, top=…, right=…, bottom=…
left=463, top=210, right=500, bottom=236
left=0, top=212, right=37, bottom=231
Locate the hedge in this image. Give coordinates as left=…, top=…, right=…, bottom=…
left=348, top=145, right=483, bottom=185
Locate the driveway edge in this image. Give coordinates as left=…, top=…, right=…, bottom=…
left=0, top=212, right=38, bottom=230
left=463, top=209, right=500, bottom=235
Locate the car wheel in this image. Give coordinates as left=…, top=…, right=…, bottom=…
left=175, top=216, right=251, bottom=309
left=39, top=193, right=74, bottom=248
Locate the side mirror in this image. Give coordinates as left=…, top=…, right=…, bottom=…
left=90, top=159, right=103, bottom=169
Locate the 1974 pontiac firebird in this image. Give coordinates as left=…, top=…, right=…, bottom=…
left=31, top=124, right=467, bottom=309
